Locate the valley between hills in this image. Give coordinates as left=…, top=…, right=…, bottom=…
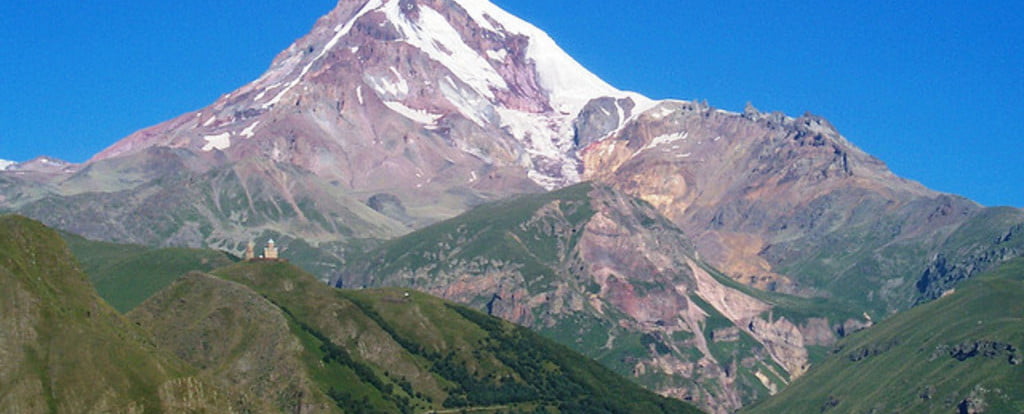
left=1, top=0, right=1022, bottom=413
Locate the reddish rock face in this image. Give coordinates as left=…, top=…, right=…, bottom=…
left=577, top=100, right=1009, bottom=313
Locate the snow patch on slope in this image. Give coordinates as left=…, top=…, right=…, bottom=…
left=254, top=82, right=283, bottom=102
left=0, top=159, right=15, bottom=171
left=240, top=121, right=261, bottom=138
left=634, top=130, right=693, bottom=158
left=601, top=100, right=682, bottom=145
left=646, top=104, right=678, bottom=120
left=645, top=131, right=689, bottom=150
left=383, top=101, right=442, bottom=124
left=440, top=76, right=491, bottom=127
left=495, top=106, right=581, bottom=189
left=485, top=48, right=508, bottom=61
left=364, top=71, right=410, bottom=99
left=202, top=133, right=232, bottom=151
left=35, top=157, right=65, bottom=167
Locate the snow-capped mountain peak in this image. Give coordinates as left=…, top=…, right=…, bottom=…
left=264, top=0, right=629, bottom=115
left=91, top=0, right=654, bottom=191
left=0, top=159, right=15, bottom=171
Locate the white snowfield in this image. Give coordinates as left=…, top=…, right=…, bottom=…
left=383, top=101, right=443, bottom=124
left=240, top=121, right=261, bottom=139
left=202, top=133, right=232, bottom=152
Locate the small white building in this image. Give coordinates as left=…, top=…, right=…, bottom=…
left=264, top=239, right=279, bottom=259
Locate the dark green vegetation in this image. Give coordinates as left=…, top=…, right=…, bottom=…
left=0, top=215, right=235, bottom=412
left=745, top=258, right=1024, bottom=413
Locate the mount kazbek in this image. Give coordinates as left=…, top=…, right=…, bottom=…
left=2, top=0, right=1022, bottom=412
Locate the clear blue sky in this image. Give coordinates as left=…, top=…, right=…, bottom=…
left=1, top=1, right=1020, bottom=207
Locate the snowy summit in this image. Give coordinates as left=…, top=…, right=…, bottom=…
left=90, top=0, right=655, bottom=191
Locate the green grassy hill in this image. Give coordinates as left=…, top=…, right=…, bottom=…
left=3, top=215, right=699, bottom=413
left=129, top=271, right=341, bottom=413
left=62, top=232, right=236, bottom=312
left=205, top=260, right=702, bottom=413
left=744, top=257, right=1024, bottom=413
left=0, top=215, right=235, bottom=413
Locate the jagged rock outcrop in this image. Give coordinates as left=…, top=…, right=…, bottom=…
left=933, top=341, right=1020, bottom=365
left=917, top=218, right=1024, bottom=302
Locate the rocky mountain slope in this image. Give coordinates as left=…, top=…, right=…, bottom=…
left=0, top=215, right=237, bottom=413
left=89, top=0, right=646, bottom=192
left=341, top=182, right=870, bottom=413
left=745, top=257, right=1024, bottom=413
left=7, top=150, right=409, bottom=277
left=1, top=0, right=651, bottom=245
left=580, top=100, right=1024, bottom=316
